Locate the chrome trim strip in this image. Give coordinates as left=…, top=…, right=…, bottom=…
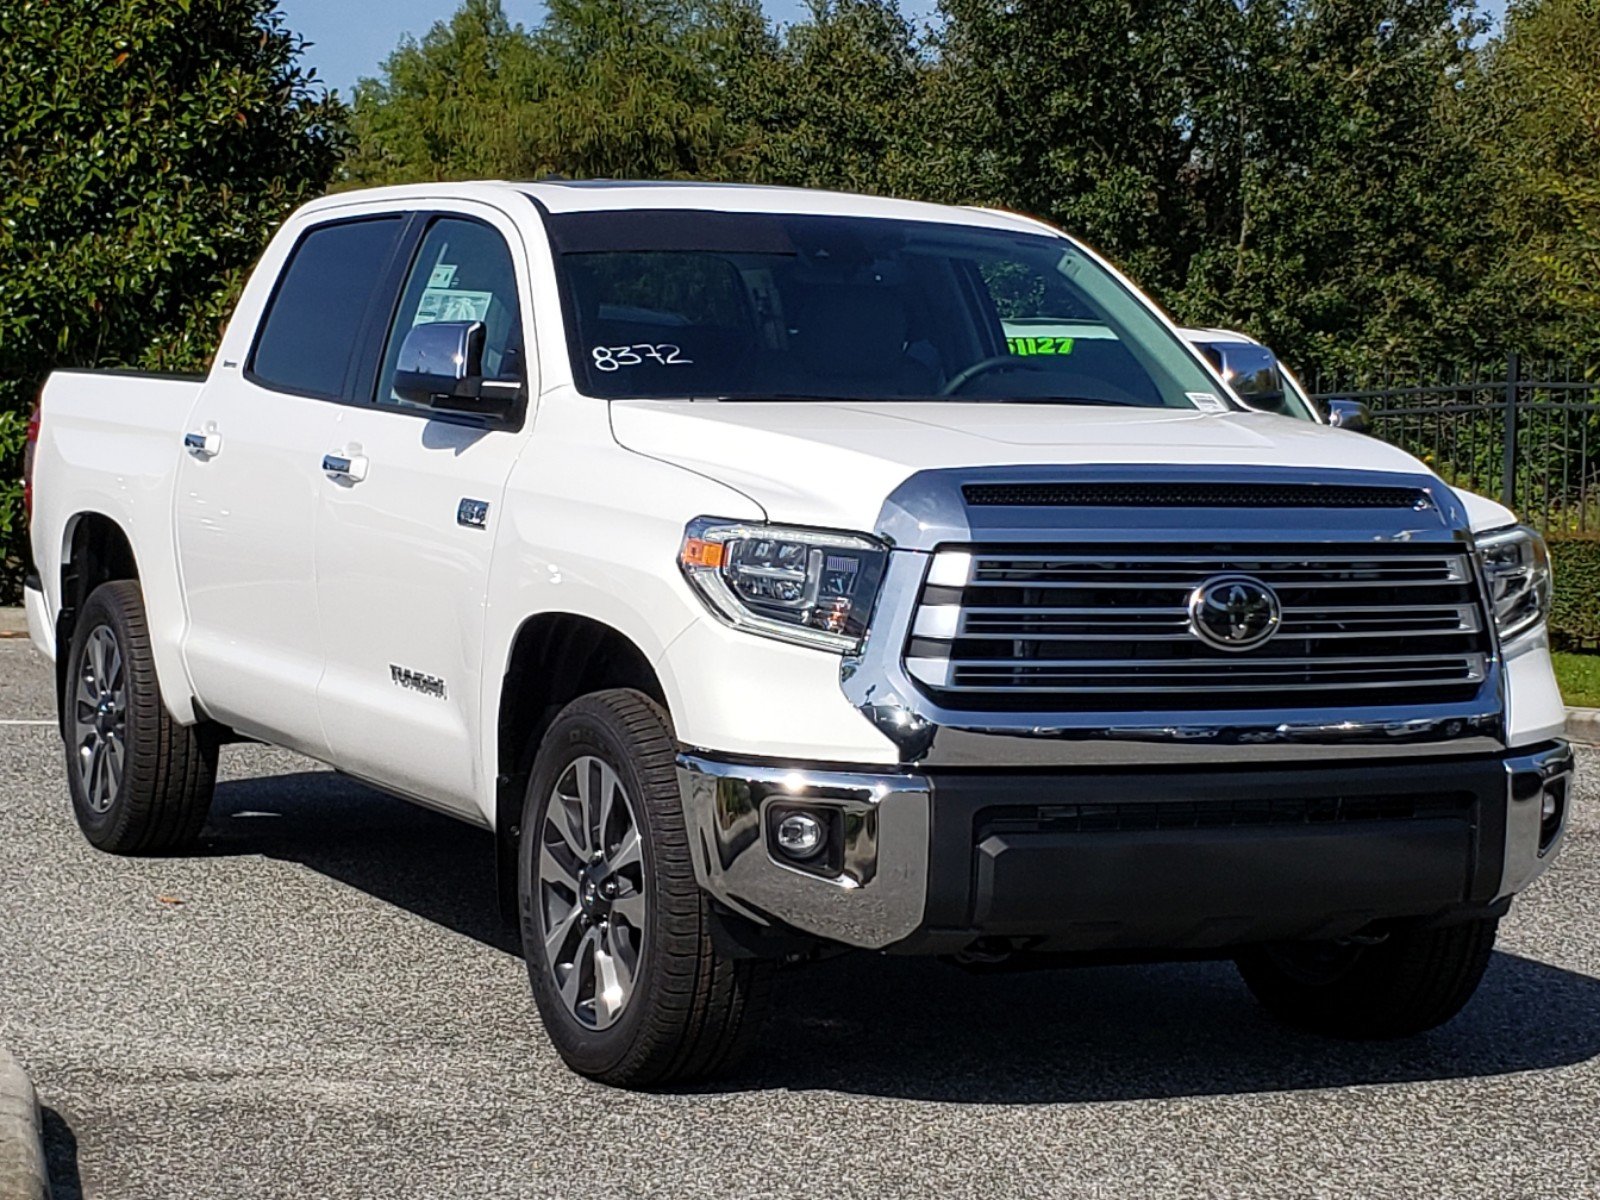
left=875, top=463, right=1475, bottom=549
left=675, top=754, right=930, bottom=949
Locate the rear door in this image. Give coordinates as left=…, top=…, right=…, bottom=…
left=175, top=215, right=406, bottom=756
left=312, top=206, right=534, bottom=817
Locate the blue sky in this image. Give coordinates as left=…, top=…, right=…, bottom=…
left=278, top=1, right=941, bottom=96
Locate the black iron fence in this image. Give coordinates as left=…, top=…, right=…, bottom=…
left=1310, top=356, right=1600, bottom=533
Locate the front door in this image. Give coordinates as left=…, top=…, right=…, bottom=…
left=313, top=211, right=532, bottom=818
left=175, top=216, right=406, bottom=756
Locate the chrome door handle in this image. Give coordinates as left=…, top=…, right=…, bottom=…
left=322, top=453, right=369, bottom=483
left=183, top=430, right=222, bottom=457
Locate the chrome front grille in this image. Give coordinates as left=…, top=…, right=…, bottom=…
left=904, top=543, right=1492, bottom=712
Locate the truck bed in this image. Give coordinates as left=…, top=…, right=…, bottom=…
left=27, top=368, right=206, bottom=713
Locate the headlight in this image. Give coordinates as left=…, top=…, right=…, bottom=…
left=679, top=518, right=889, bottom=652
left=1476, top=524, right=1552, bottom=643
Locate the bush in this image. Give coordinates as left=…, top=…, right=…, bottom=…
left=1547, top=536, right=1600, bottom=647
left=0, top=0, right=347, bottom=600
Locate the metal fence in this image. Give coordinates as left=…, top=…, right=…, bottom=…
left=1310, top=355, right=1600, bottom=533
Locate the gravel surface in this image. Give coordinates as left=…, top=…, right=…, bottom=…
left=1, top=639, right=1598, bottom=1199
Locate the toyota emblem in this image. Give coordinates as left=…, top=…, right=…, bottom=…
left=1187, top=575, right=1282, bottom=651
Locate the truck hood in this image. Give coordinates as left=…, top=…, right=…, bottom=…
left=609, top=400, right=1506, bottom=533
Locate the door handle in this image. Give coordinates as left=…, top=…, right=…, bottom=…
left=183, top=430, right=222, bottom=457
left=322, top=452, right=369, bottom=483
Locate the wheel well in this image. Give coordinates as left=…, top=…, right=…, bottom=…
left=493, top=613, right=667, bottom=922
left=55, top=514, right=139, bottom=721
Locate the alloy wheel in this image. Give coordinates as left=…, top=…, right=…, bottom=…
left=536, top=755, right=647, bottom=1030
left=72, top=625, right=126, bottom=814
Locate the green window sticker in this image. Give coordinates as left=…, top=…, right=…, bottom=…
left=1007, top=335, right=1075, bottom=357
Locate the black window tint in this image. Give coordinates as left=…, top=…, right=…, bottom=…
left=251, top=218, right=403, bottom=398
left=551, top=211, right=1208, bottom=406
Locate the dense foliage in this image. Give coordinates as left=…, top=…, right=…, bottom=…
left=1548, top=537, right=1600, bottom=647
left=345, top=0, right=1600, bottom=381
left=0, top=0, right=347, bottom=592
left=6, top=0, right=1598, bottom=603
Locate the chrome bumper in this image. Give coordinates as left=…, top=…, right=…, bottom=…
left=677, top=742, right=1572, bottom=952
left=676, top=755, right=932, bottom=949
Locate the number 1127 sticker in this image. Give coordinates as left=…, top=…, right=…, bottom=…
left=592, top=344, right=693, bottom=372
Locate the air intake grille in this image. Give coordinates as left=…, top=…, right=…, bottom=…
left=905, top=542, right=1491, bottom=712
left=979, top=792, right=1476, bottom=837
left=961, top=482, right=1432, bottom=509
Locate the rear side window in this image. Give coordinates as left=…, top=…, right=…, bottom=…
left=250, top=218, right=404, bottom=399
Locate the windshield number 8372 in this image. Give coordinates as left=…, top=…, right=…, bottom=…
left=591, top=344, right=693, bottom=372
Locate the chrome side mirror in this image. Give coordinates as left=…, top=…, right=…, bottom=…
left=1325, top=398, right=1371, bottom=434
left=393, top=321, right=520, bottom=418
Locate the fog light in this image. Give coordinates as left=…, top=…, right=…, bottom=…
left=1540, top=781, right=1566, bottom=852
left=775, top=812, right=825, bottom=859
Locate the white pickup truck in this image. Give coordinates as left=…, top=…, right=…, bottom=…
left=25, top=182, right=1572, bottom=1087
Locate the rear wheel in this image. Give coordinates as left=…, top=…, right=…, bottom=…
left=64, top=580, right=216, bottom=854
left=1235, top=917, right=1499, bottom=1039
left=519, top=689, right=771, bottom=1087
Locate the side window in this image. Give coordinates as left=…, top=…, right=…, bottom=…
left=250, top=218, right=404, bottom=399
left=377, top=217, right=524, bottom=408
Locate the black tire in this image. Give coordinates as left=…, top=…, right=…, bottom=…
left=518, top=688, right=771, bottom=1088
left=1234, top=917, right=1499, bottom=1039
left=63, top=580, right=217, bottom=854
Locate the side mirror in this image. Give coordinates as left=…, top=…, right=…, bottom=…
left=392, top=321, right=521, bottom=419
left=1325, top=398, right=1371, bottom=435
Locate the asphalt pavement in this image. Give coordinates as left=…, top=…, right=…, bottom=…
left=2, top=637, right=1599, bottom=1199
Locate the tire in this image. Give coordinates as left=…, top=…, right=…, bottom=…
left=1234, top=917, right=1499, bottom=1039
left=63, top=580, right=217, bottom=855
left=518, top=688, right=772, bottom=1087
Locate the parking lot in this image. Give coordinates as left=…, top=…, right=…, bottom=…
left=2, top=637, right=1598, bottom=1199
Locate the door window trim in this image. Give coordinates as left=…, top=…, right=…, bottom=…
left=361, top=212, right=532, bottom=435
left=243, top=214, right=412, bottom=405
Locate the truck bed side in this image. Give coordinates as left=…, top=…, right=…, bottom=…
left=29, top=369, right=206, bottom=723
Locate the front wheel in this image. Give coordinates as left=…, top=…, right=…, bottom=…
left=518, top=689, right=771, bottom=1087
left=1234, top=916, right=1499, bottom=1039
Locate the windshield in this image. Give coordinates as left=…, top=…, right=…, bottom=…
left=546, top=210, right=1228, bottom=406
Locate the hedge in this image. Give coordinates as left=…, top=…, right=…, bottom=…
left=1548, top=536, right=1600, bottom=648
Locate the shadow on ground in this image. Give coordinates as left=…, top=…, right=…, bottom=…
left=206, top=768, right=1600, bottom=1105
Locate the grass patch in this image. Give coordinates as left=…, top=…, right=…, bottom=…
left=1553, top=651, right=1600, bottom=708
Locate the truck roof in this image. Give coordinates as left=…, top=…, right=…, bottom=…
left=300, top=179, right=1055, bottom=237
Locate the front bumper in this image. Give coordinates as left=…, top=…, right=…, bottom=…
left=677, top=741, right=1573, bottom=953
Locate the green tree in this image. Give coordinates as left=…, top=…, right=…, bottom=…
left=1476, top=0, right=1600, bottom=361
left=918, top=0, right=1207, bottom=288
left=1176, top=0, right=1501, bottom=383
left=345, top=0, right=537, bottom=185
left=728, top=0, right=931, bottom=194
left=346, top=0, right=770, bottom=186
left=0, top=0, right=346, bottom=591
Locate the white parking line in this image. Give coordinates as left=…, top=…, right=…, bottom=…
left=0, top=720, right=54, bottom=726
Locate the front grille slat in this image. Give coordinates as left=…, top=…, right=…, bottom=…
left=908, top=540, right=1492, bottom=712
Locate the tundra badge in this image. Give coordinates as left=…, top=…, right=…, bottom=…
left=391, top=665, right=447, bottom=699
